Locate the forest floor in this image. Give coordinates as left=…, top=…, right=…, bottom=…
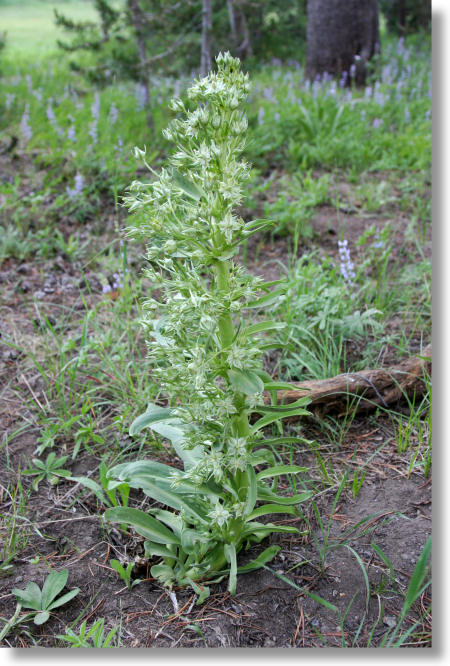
left=0, top=160, right=432, bottom=648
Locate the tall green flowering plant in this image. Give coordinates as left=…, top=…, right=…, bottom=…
left=105, top=53, right=311, bottom=601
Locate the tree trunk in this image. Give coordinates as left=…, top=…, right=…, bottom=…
left=227, top=0, right=252, bottom=60
left=306, top=0, right=380, bottom=85
left=200, top=0, right=212, bottom=77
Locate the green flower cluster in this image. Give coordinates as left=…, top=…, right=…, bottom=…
left=125, top=52, right=266, bottom=478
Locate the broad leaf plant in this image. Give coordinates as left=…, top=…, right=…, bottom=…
left=105, top=53, right=311, bottom=602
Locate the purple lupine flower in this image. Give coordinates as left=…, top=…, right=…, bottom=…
left=66, top=173, right=84, bottom=199
left=135, top=83, right=147, bottom=111
left=404, top=108, right=411, bottom=124
left=5, top=93, right=15, bottom=110
left=349, top=64, right=356, bottom=80
left=25, top=74, right=33, bottom=93
left=109, top=103, right=119, bottom=125
left=263, top=87, right=275, bottom=102
left=46, top=101, right=57, bottom=124
left=360, top=110, right=366, bottom=121
left=46, top=101, right=64, bottom=137
left=115, top=136, right=123, bottom=155
left=340, top=71, right=348, bottom=88
left=91, top=92, right=100, bottom=120
left=67, top=116, right=76, bottom=141
left=328, top=81, right=337, bottom=97
left=88, top=121, right=98, bottom=145
left=372, top=118, right=383, bottom=129
left=102, top=282, right=112, bottom=294
left=33, top=89, right=43, bottom=102
left=89, top=92, right=100, bottom=144
left=365, top=85, right=372, bottom=100
left=374, top=91, right=385, bottom=106
left=257, top=106, right=265, bottom=126
left=112, top=272, right=124, bottom=289
left=20, top=106, right=32, bottom=142
left=274, top=112, right=280, bottom=122
left=338, top=239, right=356, bottom=287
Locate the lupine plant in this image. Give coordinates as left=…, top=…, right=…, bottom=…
left=104, top=53, right=312, bottom=602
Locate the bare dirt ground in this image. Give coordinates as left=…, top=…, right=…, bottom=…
left=0, top=180, right=432, bottom=648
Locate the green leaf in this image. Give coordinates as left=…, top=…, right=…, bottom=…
left=263, top=381, right=303, bottom=392
left=257, top=487, right=312, bottom=505
left=69, top=476, right=109, bottom=506
left=241, top=218, right=274, bottom=237
left=243, top=465, right=257, bottom=516
left=104, top=507, right=180, bottom=545
left=256, top=437, right=307, bottom=447
left=144, top=541, right=180, bottom=562
left=246, top=504, right=297, bottom=521
left=41, top=570, right=68, bottom=610
left=243, top=321, right=286, bottom=337
left=306, top=591, right=339, bottom=613
left=181, top=528, right=210, bottom=555
left=254, top=368, right=273, bottom=380
left=186, top=578, right=210, bottom=604
left=402, top=535, right=431, bottom=615
left=251, top=397, right=311, bottom=414
left=224, top=543, right=237, bottom=595
left=172, top=169, right=205, bottom=200
left=151, top=509, right=184, bottom=538
left=129, top=404, right=176, bottom=436
left=227, top=368, right=264, bottom=395
left=246, top=288, right=285, bottom=309
left=109, top=559, right=125, bottom=576
left=236, top=545, right=281, bottom=573
left=33, top=611, right=50, bottom=625
left=137, top=480, right=209, bottom=524
left=251, top=408, right=310, bottom=433
left=150, top=564, right=175, bottom=585
left=47, top=587, right=80, bottom=611
left=256, top=465, right=307, bottom=481
left=242, top=522, right=299, bottom=539
left=144, top=420, right=204, bottom=470
left=12, top=582, right=42, bottom=610
left=109, top=460, right=218, bottom=497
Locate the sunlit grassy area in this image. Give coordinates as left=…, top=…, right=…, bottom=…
left=0, top=0, right=102, bottom=55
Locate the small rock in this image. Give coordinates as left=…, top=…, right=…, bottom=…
left=33, top=290, right=46, bottom=300
left=383, top=615, right=396, bottom=628
left=20, top=280, right=32, bottom=292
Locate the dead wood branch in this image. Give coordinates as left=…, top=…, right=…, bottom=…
left=272, top=345, right=431, bottom=416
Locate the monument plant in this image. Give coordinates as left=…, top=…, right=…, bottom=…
left=105, top=53, right=311, bottom=602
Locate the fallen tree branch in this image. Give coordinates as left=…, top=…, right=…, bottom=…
left=272, top=344, right=432, bottom=416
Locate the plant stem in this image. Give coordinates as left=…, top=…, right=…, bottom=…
left=214, top=259, right=235, bottom=349
left=214, top=258, right=250, bottom=439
